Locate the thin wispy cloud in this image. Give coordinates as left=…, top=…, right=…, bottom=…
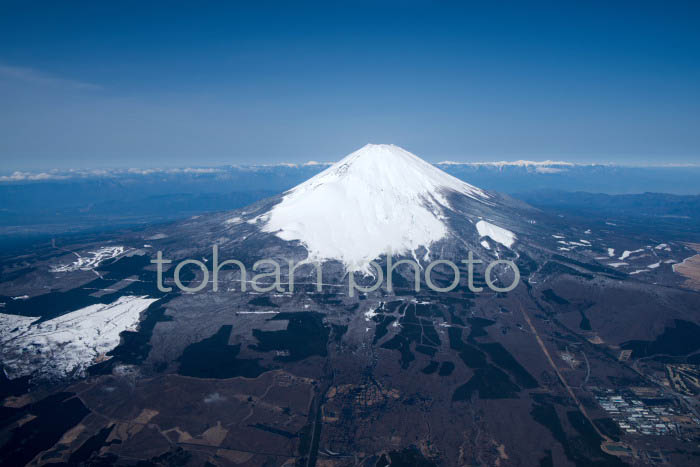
left=0, top=63, right=101, bottom=90
left=0, top=167, right=228, bottom=182
left=3, top=161, right=700, bottom=184
left=0, top=171, right=69, bottom=182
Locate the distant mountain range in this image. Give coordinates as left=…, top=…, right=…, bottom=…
left=1, top=159, right=698, bottom=248
left=2, top=160, right=700, bottom=195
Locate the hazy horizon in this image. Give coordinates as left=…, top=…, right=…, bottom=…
left=3, top=153, right=700, bottom=174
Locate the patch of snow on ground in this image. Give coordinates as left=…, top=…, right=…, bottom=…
left=204, top=393, right=226, bottom=403
left=480, top=240, right=490, bottom=250
left=608, top=262, right=628, bottom=268
left=364, top=305, right=380, bottom=321
left=475, top=220, right=516, bottom=248
left=237, top=311, right=279, bottom=314
left=629, top=269, right=649, bottom=275
left=647, top=262, right=660, bottom=269
left=655, top=243, right=668, bottom=250
left=619, top=249, right=644, bottom=261
left=50, top=246, right=126, bottom=272
left=0, top=295, right=158, bottom=380
left=552, top=235, right=565, bottom=239
left=247, top=214, right=269, bottom=225
left=608, top=248, right=615, bottom=257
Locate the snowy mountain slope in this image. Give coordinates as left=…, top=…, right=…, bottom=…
left=0, top=295, right=157, bottom=380
left=260, top=144, right=512, bottom=272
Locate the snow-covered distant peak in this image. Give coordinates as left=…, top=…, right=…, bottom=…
left=437, top=160, right=575, bottom=168
left=261, top=144, right=491, bottom=272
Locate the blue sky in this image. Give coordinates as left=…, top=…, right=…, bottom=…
left=0, top=1, right=698, bottom=169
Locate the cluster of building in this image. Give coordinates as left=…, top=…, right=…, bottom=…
left=592, top=387, right=699, bottom=438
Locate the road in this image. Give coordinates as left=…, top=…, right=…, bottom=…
left=520, top=305, right=612, bottom=443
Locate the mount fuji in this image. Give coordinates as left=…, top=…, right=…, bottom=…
left=260, top=144, right=491, bottom=271
left=255, top=144, right=532, bottom=273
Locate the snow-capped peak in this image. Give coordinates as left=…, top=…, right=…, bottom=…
left=261, top=144, right=490, bottom=272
